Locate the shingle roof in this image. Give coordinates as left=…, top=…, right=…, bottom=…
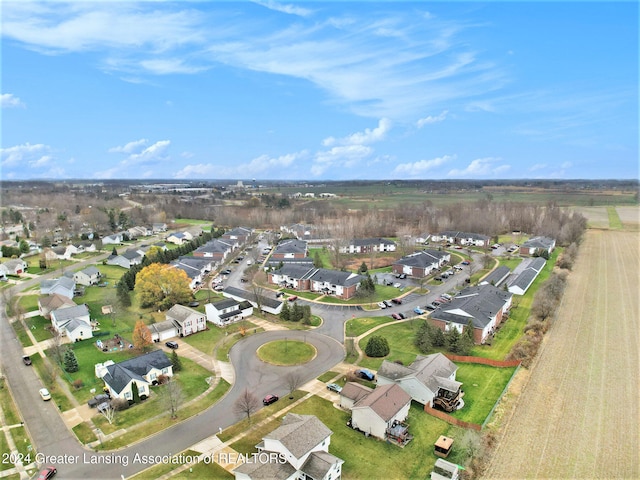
left=264, top=414, right=332, bottom=459
left=340, top=382, right=373, bottom=402
left=104, top=350, right=172, bottom=394
left=394, top=250, right=448, bottom=268
left=122, top=249, right=143, bottom=260
left=166, top=304, right=201, bottom=323
left=430, top=284, right=512, bottom=329
left=38, top=294, right=76, bottom=311
left=274, top=239, right=308, bottom=254
left=223, top=286, right=283, bottom=309
left=508, top=268, right=540, bottom=293
left=194, top=239, right=233, bottom=254
left=41, top=276, right=76, bottom=292
left=51, top=304, right=89, bottom=322
left=350, top=237, right=396, bottom=247
left=310, top=268, right=363, bottom=287
left=79, top=266, right=100, bottom=276
left=232, top=458, right=296, bottom=479
left=481, top=266, right=511, bottom=286
left=301, top=451, right=343, bottom=480
left=522, top=236, right=555, bottom=249
left=352, top=383, right=411, bottom=422
left=211, top=298, right=240, bottom=310
left=439, top=231, right=490, bottom=241
left=272, top=264, right=316, bottom=279
left=378, top=353, right=459, bottom=394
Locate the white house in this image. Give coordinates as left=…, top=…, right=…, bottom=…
left=165, top=304, right=206, bottom=337
left=40, top=276, right=76, bottom=299
left=50, top=304, right=93, bottom=341
left=101, top=233, right=124, bottom=245
left=222, top=286, right=283, bottom=316
left=152, top=223, right=168, bottom=233
left=376, top=353, right=461, bottom=409
left=349, top=383, right=412, bottom=441
left=106, top=248, right=144, bottom=269
left=74, top=266, right=101, bottom=286
left=392, top=250, right=450, bottom=278
left=507, top=257, right=546, bottom=295
left=0, top=264, right=8, bottom=280
left=96, top=350, right=173, bottom=401
left=150, top=320, right=180, bottom=342
left=233, top=414, right=343, bottom=480
left=3, top=258, right=27, bottom=275
left=205, top=299, right=253, bottom=327
left=339, top=238, right=397, bottom=254
left=519, top=236, right=556, bottom=256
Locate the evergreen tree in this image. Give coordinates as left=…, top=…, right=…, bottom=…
left=280, top=301, right=290, bottom=321
left=415, top=321, right=433, bottom=354
left=63, top=348, right=79, bottom=373
left=302, top=305, right=312, bottom=325
left=131, top=381, right=140, bottom=404
left=365, top=335, right=390, bottom=357
left=445, top=326, right=462, bottom=353
left=171, top=350, right=183, bottom=372
left=112, top=247, right=118, bottom=256
left=313, top=251, right=324, bottom=268
left=358, top=261, right=368, bottom=273
left=117, top=280, right=132, bottom=307
left=291, top=302, right=303, bottom=322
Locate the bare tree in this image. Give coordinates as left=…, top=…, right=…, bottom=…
left=48, top=333, right=66, bottom=366
left=99, top=403, right=117, bottom=425
left=285, top=371, right=303, bottom=396
left=159, top=377, right=185, bottom=419
left=233, top=388, right=260, bottom=423
left=531, top=292, right=556, bottom=322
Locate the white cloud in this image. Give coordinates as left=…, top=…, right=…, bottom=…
left=1, top=93, right=25, bottom=108
left=128, top=140, right=171, bottom=163
left=416, top=110, right=448, bottom=128
left=1, top=143, right=50, bottom=167
left=311, top=144, right=373, bottom=176
left=529, top=163, right=547, bottom=171
left=254, top=0, right=314, bottom=17
left=109, top=139, right=149, bottom=154
left=323, top=118, right=392, bottom=147
left=448, top=157, right=511, bottom=177
left=393, top=155, right=454, bottom=176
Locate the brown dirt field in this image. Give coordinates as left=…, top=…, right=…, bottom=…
left=572, top=206, right=610, bottom=229
left=483, top=230, right=639, bottom=479
left=616, top=206, right=640, bottom=226
left=344, top=256, right=395, bottom=270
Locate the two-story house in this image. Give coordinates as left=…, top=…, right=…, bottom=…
left=165, top=304, right=207, bottom=337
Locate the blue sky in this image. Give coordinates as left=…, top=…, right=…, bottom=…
left=1, top=1, right=638, bottom=181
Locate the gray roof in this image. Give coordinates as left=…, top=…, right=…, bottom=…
left=439, top=231, right=490, bottom=241
left=394, top=250, right=448, bottom=268
left=430, top=284, right=512, bottom=329
left=352, top=383, right=411, bottom=421
left=481, top=266, right=511, bottom=286
left=264, top=414, right=332, bottom=459
left=177, top=256, right=211, bottom=270
left=38, top=294, right=76, bottom=310
left=170, top=262, right=200, bottom=279
left=104, top=350, right=172, bottom=394
left=122, top=249, right=143, bottom=260
left=194, top=239, right=233, bottom=255
left=266, top=257, right=315, bottom=267
left=301, top=451, right=344, bottom=480
left=78, top=266, right=100, bottom=276
left=223, top=227, right=252, bottom=237
left=166, top=304, right=201, bottom=323
left=51, top=303, right=89, bottom=322
left=233, top=458, right=296, bottom=479
left=150, top=319, right=178, bottom=334
left=223, top=286, right=283, bottom=309
left=310, top=268, right=364, bottom=287
left=350, top=237, right=396, bottom=247
left=272, top=264, right=316, bottom=279
left=378, top=354, right=460, bottom=396
left=41, top=276, right=76, bottom=292
left=522, top=236, right=555, bottom=249
left=528, top=257, right=547, bottom=272
left=274, top=239, right=307, bottom=255
left=211, top=298, right=240, bottom=310
left=508, top=268, right=540, bottom=293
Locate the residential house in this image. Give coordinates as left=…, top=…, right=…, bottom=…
left=222, top=286, right=283, bottom=315
left=193, top=239, right=235, bottom=262
left=95, top=350, right=173, bottom=401
left=271, top=239, right=308, bottom=260
left=50, top=303, right=93, bottom=341
left=221, top=226, right=253, bottom=244
left=519, top=236, right=556, bottom=256
left=40, top=276, right=76, bottom=299
left=348, top=383, right=412, bottom=442
left=233, top=414, right=344, bottom=480
left=166, top=231, right=193, bottom=245
left=127, top=226, right=152, bottom=239
left=339, top=238, right=397, bottom=254
left=507, top=257, right=546, bottom=295
left=41, top=248, right=59, bottom=265
left=38, top=293, right=76, bottom=319
left=3, top=258, right=27, bottom=276
left=170, top=262, right=205, bottom=290
left=0, top=264, right=8, bottom=280
left=150, top=320, right=180, bottom=343
left=377, top=353, right=461, bottom=409
left=101, top=233, right=124, bottom=245
left=281, top=223, right=318, bottom=241
left=392, top=250, right=450, bottom=278
left=74, top=266, right=102, bottom=286
left=106, top=248, right=144, bottom=269
left=415, top=233, right=432, bottom=245
left=52, top=245, right=72, bottom=260
left=339, top=382, right=373, bottom=410
left=479, top=266, right=511, bottom=287
left=165, top=304, right=207, bottom=337
left=429, top=284, right=513, bottom=344
left=205, top=298, right=253, bottom=327
left=268, top=265, right=364, bottom=300
left=432, top=231, right=491, bottom=248
left=152, top=223, right=168, bottom=233
left=79, top=241, right=97, bottom=253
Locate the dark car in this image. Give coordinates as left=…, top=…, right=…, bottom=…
left=165, top=341, right=179, bottom=349
left=461, top=260, right=471, bottom=265
left=399, top=273, right=407, bottom=279
left=188, top=301, right=199, bottom=307
left=263, top=394, right=279, bottom=406
left=221, top=269, right=232, bottom=275
left=88, top=393, right=110, bottom=408
left=398, top=312, right=406, bottom=319
left=426, top=304, right=437, bottom=311
left=355, top=369, right=375, bottom=381
left=383, top=300, right=393, bottom=308
left=37, top=466, right=57, bottom=480
left=22, top=355, right=32, bottom=366
left=391, top=298, right=402, bottom=305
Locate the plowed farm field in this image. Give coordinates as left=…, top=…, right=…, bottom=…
left=483, top=229, right=639, bottom=479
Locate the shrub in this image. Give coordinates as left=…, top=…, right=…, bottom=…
left=72, top=379, right=84, bottom=389
left=111, top=398, right=129, bottom=411
left=365, top=335, right=390, bottom=357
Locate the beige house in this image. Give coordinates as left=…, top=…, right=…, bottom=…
left=165, top=304, right=206, bottom=337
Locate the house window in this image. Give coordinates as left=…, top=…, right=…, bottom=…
left=125, top=391, right=132, bottom=400
left=150, top=373, right=156, bottom=381
left=162, top=368, right=168, bottom=374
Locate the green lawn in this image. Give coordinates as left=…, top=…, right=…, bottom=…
left=17, top=294, right=40, bottom=312
left=357, top=319, right=424, bottom=370
left=345, top=316, right=396, bottom=337
left=451, top=363, right=517, bottom=425
left=25, top=314, right=54, bottom=342
left=317, top=371, right=340, bottom=383
left=497, top=257, right=522, bottom=271
left=607, top=206, right=623, bottom=229
left=231, top=395, right=466, bottom=480
left=257, top=340, right=316, bottom=366
left=307, top=247, right=334, bottom=269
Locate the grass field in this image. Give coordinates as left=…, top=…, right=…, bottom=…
left=483, top=230, right=640, bottom=478
left=256, top=340, right=316, bottom=365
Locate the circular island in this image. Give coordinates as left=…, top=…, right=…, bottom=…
left=256, top=340, right=317, bottom=366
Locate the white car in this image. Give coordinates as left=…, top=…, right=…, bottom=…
left=39, top=388, right=51, bottom=401
left=393, top=283, right=402, bottom=288
left=377, top=302, right=387, bottom=309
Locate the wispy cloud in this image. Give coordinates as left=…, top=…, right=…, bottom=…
left=1, top=143, right=51, bottom=167
left=448, top=157, right=511, bottom=177
left=393, top=155, right=454, bottom=177
left=253, top=0, right=314, bottom=17
left=323, top=118, right=391, bottom=146
left=1, top=93, right=25, bottom=108
left=109, top=139, right=170, bottom=165
left=416, top=110, right=448, bottom=128
left=109, top=138, right=149, bottom=154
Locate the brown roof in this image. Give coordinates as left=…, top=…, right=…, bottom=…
left=38, top=293, right=76, bottom=311
left=352, top=383, right=412, bottom=422
left=340, top=382, right=372, bottom=402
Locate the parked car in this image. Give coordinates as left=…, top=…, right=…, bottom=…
left=383, top=300, right=393, bottom=308
left=214, top=284, right=224, bottom=291
left=426, top=304, right=437, bottom=311
left=165, top=341, right=179, bottom=349
left=355, top=369, right=375, bottom=381
left=398, top=312, right=406, bottom=319
left=461, top=260, right=471, bottom=265
left=39, top=388, right=51, bottom=401
left=393, top=283, right=402, bottom=288
left=221, top=269, right=232, bottom=275
left=391, top=298, right=402, bottom=305
left=276, top=292, right=285, bottom=298
left=88, top=393, right=110, bottom=408
left=288, top=295, right=298, bottom=302
left=432, top=300, right=442, bottom=306
left=326, top=383, right=342, bottom=393
left=37, top=466, right=57, bottom=480
left=391, top=313, right=401, bottom=320
left=441, top=273, right=449, bottom=279
left=188, top=301, right=199, bottom=307
left=434, top=276, right=443, bottom=281
left=263, top=394, right=279, bottom=406
left=22, top=355, right=32, bottom=366
left=454, top=265, right=464, bottom=270
left=414, top=307, right=426, bottom=315
left=377, top=302, right=387, bottom=309
left=441, top=293, right=452, bottom=300
left=399, top=273, right=407, bottom=279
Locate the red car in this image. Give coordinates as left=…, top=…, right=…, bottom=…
left=391, top=313, right=401, bottom=320
left=263, top=394, right=279, bottom=406
left=37, top=466, right=57, bottom=480
left=288, top=296, right=298, bottom=302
